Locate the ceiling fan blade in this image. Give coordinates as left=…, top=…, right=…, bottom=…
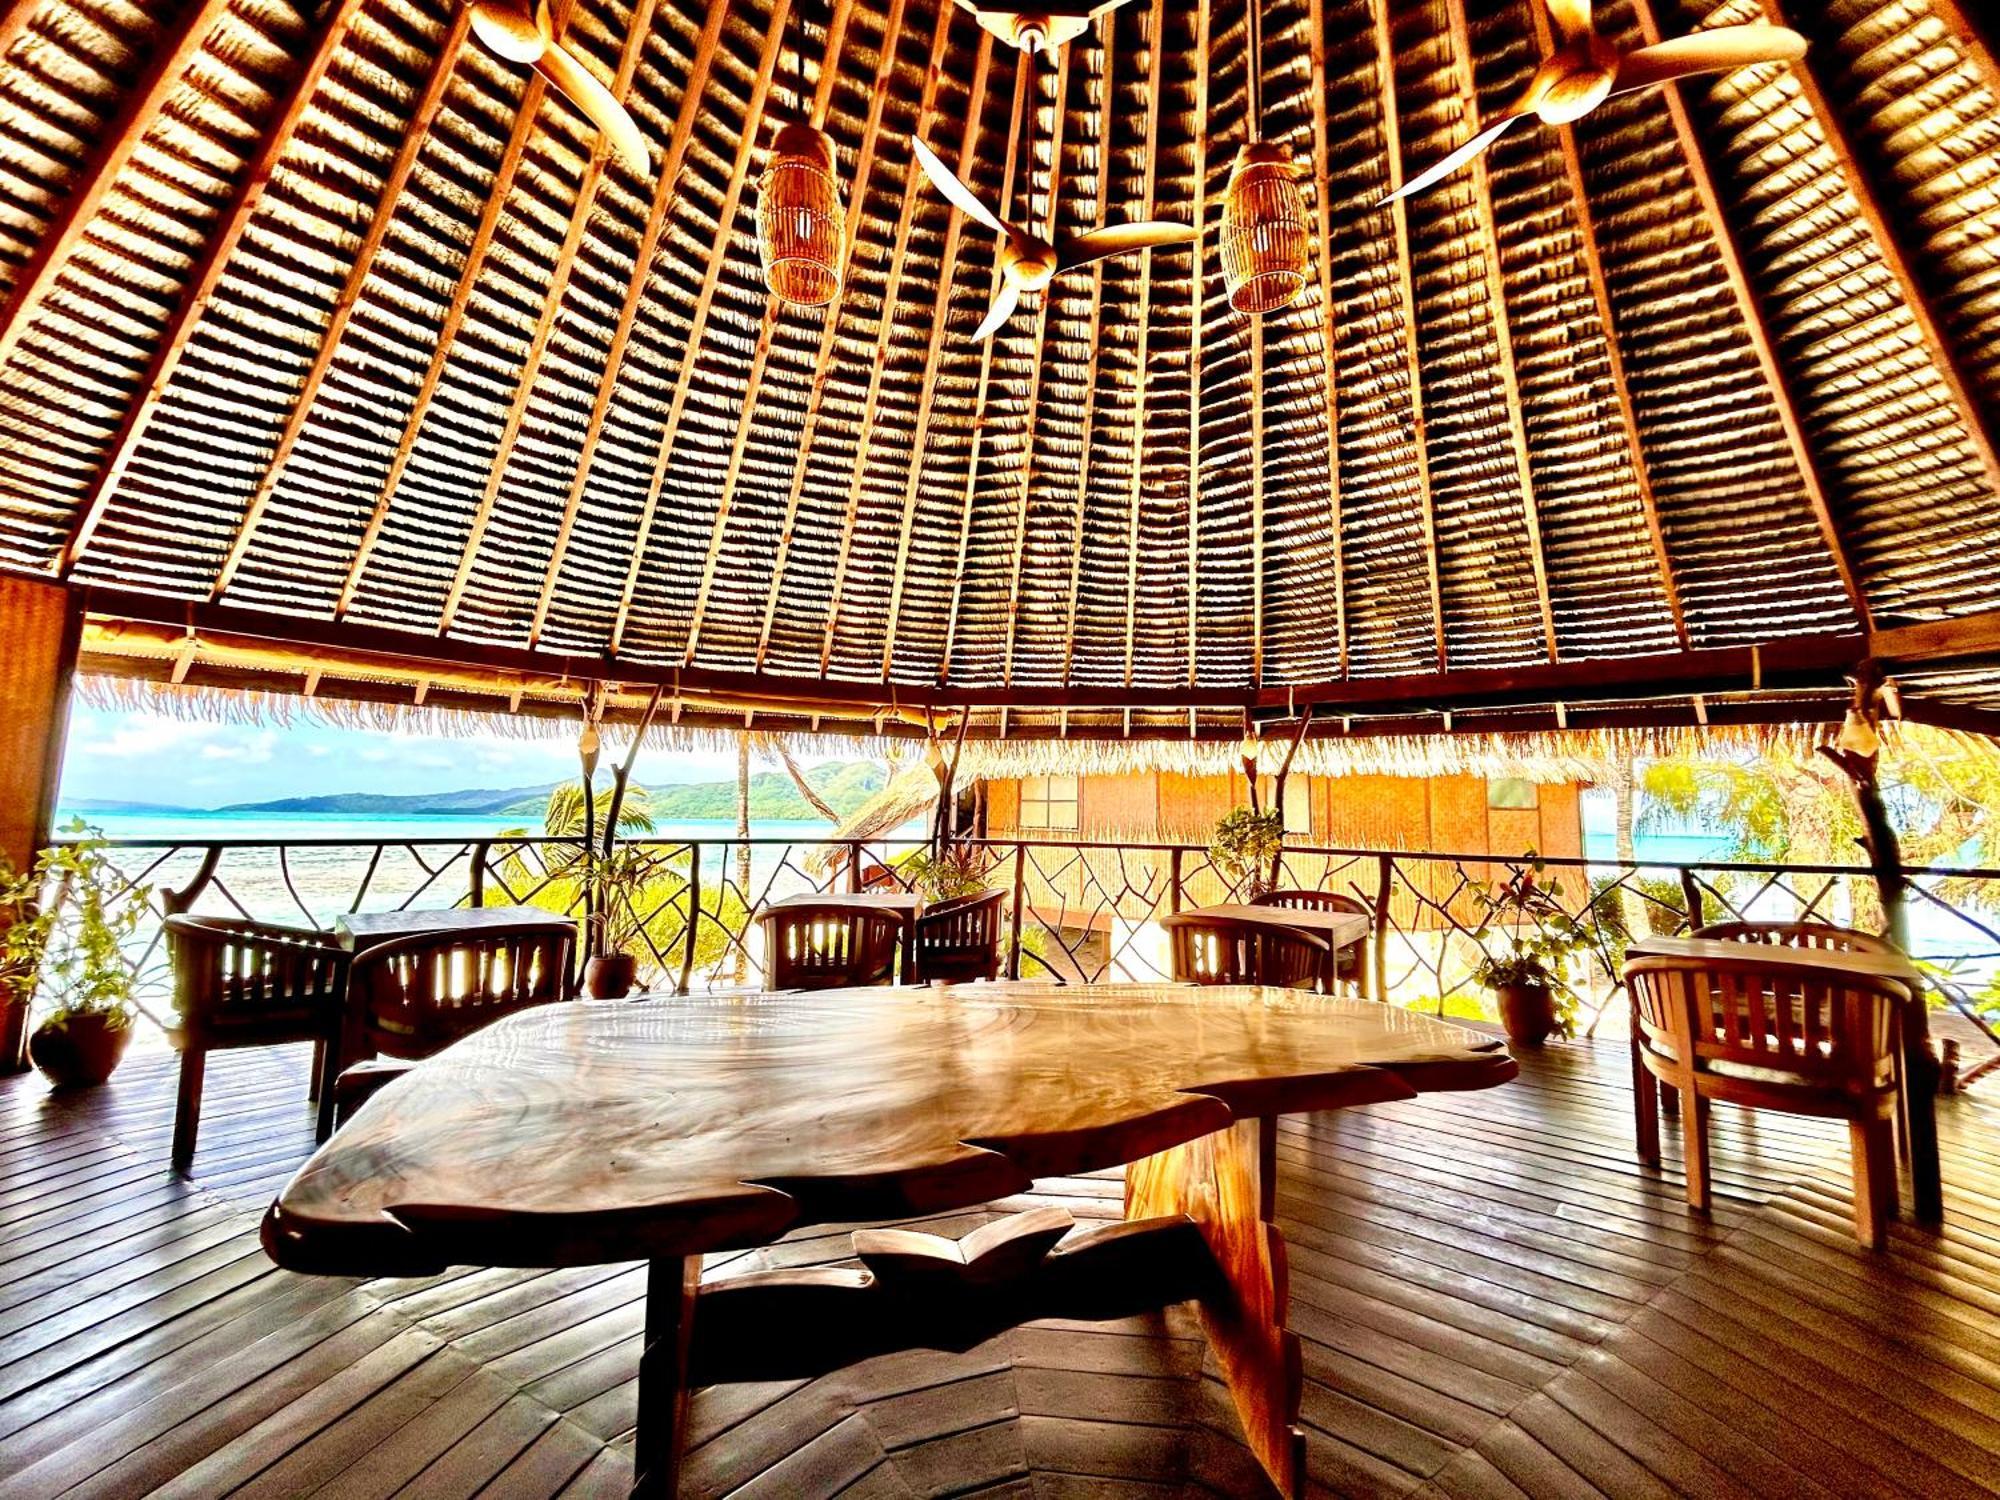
left=469, top=0, right=545, bottom=63
left=974, top=277, right=1022, bottom=339
left=911, top=137, right=1007, bottom=236
left=1056, top=220, right=1198, bottom=270
left=533, top=44, right=650, bottom=173
left=1542, top=0, right=1593, bottom=47
left=1380, top=111, right=1527, bottom=203
left=1611, top=24, right=1806, bottom=95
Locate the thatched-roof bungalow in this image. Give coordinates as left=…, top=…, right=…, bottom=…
left=0, top=0, right=1998, bottom=1491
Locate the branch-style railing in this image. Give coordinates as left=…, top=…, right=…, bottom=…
left=46, top=832, right=2000, bottom=1081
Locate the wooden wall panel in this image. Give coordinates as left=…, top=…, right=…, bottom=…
left=1083, top=774, right=1159, bottom=838
left=1156, top=773, right=1236, bottom=840
left=987, top=779, right=1020, bottom=833
left=1486, top=808, right=1543, bottom=860
left=1536, top=783, right=1584, bottom=862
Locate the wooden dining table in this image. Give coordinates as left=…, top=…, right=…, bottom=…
left=262, top=981, right=1514, bottom=1499
left=1625, top=934, right=1942, bottom=1221
left=333, top=903, right=567, bottom=953
left=1186, top=903, right=1375, bottom=996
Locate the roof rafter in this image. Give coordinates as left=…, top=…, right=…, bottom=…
left=603, top=0, right=797, bottom=655
left=525, top=0, right=732, bottom=647
left=1368, top=0, right=1445, bottom=671
left=1443, top=0, right=1555, bottom=663
left=678, top=0, right=866, bottom=664
left=751, top=0, right=962, bottom=672
left=932, top=54, right=1040, bottom=680
left=999, top=43, right=1073, bottom=687
left=1185, top=0, right=1208, bottom=688
left=0, top=0, right=236, bottom=378
left=1305, top=0, right=1345, bottom=675
left=59, top=0, right=372, bottom=572
left=210, top=7, right=479, bottom=599
left=817, top=28, right=990, bottom=675
left=1058, top=26, right=1115, bottom=687
left=1625, top=0, right=1873, bottom=630
left=1120, top=0, right=1165, bottom=690
left=1763, top=0, right=2000, bottom=508
left=435, top=0, right=662, bottom=635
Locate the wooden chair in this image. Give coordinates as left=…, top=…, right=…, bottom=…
left=1627, top=953, right=1904, bottom=1248
left=165, top=915, right=351, bottom=1172
left=1252, top=888, right=1370, bottom=993
left=349, top=919, right=576, bottom=1064
left=914, top=889, right=1005, bottom=983
left=758, top=904, right=904, bottom=990
left=1691, top=919, right=1892, bottom=954
left=1162, top=913, right=1331, bottom=992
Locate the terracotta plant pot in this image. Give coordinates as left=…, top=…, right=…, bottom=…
left=584, top=952, right=639, bottom=1000
left=1494, top=983, right=1557, bottom=1047
left=29, top=1011, right=133, bottom=1088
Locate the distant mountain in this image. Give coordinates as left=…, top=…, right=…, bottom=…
left=220, top=762, right=887, bottom=824
left=491, top=761, right=887, bottom=823
left=219, top=784, right=560, bottom=816
left=60, top=797, right=195, bottom=815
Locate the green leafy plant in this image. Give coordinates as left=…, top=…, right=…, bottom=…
left=899, top=844, right=990, bottom=902
left=1208, top=808, right=1285, bottom=896
left=1468, top=854, right=1591, bottom=1038
left=0, top=821, right=147, bottom=1032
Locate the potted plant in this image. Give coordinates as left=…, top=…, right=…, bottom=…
left=1, top=823, right=148, bottom=1088
left=1208, top=808, right=1285, bottom=898
left=1469, top=857, right=1589, bottom=1046
left=900, top=843, right=990, bottom=902
left=582, top=844, right=648, bottom=998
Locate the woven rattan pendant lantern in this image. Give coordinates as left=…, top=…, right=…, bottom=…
left=758, top=120, right=845, bottom=307
left=1220, top=142, right=1308, bottom=314
left=1219, top=2, right=1307, bottom=314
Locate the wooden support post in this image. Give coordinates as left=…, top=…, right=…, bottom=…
left=0, top=577, right=82, bottom=1072
left=632, top=1256, right=698, bottom=1499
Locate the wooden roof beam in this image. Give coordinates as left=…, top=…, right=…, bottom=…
left=815, top=30, right=990, bottom=675
left=678, top=0, right=867, bottom=664
left=604, top=0, right=796, bottom=656
left=1119, top=0, right=1165, bottom=690
left=1305, top=0, right=1345, bottom=675
left=1625, top=0, right=1873, bottom=631
left=59, top=0, right=371, bottom=572
left=526, top=0, right=732, bottom=647
left=1763, top=0, right=2000, bottom=508
left=211, top=8, right=478, bottom=598
left=1058, top=26, right=1115, bottom=687
left=1368, top=0, right=1445, bottom=671
left=749, top=0, right=961, bottom=671
left=932, top=54, right=1040, bottom=680
left=0, top=0, right=237, bottom=378
left=1185, top=0, right=1208, bottom=688
left=1443, top=0, right=1555, bottom=663
left=435, top=1, right=661, bottom=635
left=998, top=44, right=1073, bottom=687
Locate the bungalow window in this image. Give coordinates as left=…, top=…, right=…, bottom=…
left=1020, top=774, right=1080, bottom=831
left=1488, top=778, right=1538, bottom=810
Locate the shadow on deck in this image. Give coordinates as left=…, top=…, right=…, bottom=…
left=0, top=1031, right=1996, bottom=1498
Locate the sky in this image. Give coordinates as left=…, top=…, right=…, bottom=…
left=55, top=705, right=748, bottom=809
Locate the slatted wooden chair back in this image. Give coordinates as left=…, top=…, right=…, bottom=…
left=1250, top=888, right=1370, bottom=917
left=166, top=915, right=350, bottom=1046
left=914, top=889, right=1005, bottom=983
left=1690, top=919, right=1893, bottom=955
left=353, top=920, right=576, bottom=1060
left=758, top=904, right=903, bottom=990
left=1162, top=914, right=1330, bottom=992
left=1627, top=955, right=1899, bottom=1089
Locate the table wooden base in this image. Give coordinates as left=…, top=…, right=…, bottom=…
left=628, top=1121, right=1304, bottom=1499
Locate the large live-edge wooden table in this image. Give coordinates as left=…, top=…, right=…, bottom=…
left=1626, top=934, right=1941, bottom=1221
left=263, top=982, right=1516, bottom=1498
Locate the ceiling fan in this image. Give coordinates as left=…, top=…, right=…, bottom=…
left=948, top=0, right=1137, bottom=54
left=1384, top=0, right=1805, bottom=202
left=470, top=0, right=650, bottom=174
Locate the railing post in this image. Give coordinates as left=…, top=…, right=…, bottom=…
left=1007, top=843, right=1027, bottom=981
left=1372, top=854, right=1392, bottom=1003
left=1678, top=868, right=1704, bottom=931
left=161, top=845, right=221, bottom=917
left=470, top=841, right=489, bottom=908
left=679, top=852, right=701, bottom=997
left=1169, top=848, right=1183, bottom=915
left=848, top=840, right=863, bottom=893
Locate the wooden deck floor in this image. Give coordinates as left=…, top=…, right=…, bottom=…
left=1, top=1034, right=1996, bottom=1499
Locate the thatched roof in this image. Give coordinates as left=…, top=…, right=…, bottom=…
left=2, top=0, right=1998, bottom=741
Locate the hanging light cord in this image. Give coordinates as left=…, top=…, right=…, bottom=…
left=1247, top=0, right=1263, bottom=128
